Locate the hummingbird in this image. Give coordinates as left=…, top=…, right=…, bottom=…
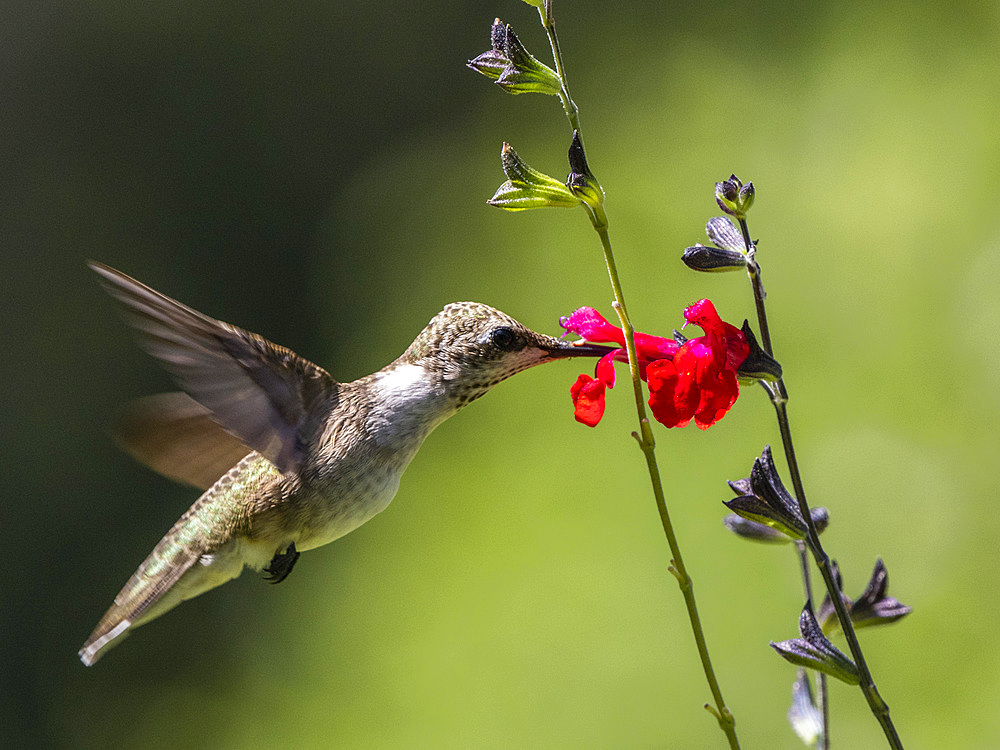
left=79, top=262, right=610, bottom=666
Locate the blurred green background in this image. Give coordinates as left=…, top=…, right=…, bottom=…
left=3, top=0, right=998, bottom=747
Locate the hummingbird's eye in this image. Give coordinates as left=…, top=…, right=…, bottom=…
left=489, top=326, right=518, bottom=351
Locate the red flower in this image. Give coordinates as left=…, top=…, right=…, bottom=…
left=568, top=351, right=617, bottom=427
left=561, top=308, right=676, bottom=426
left=561, top=300, right=749, bottom=429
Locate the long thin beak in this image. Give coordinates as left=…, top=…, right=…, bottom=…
left=538, top=337, right=616, bottom=360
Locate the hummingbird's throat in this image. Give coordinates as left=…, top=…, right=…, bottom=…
left=365, top=363, right=456, bottom=449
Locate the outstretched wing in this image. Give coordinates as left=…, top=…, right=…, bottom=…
left=115, top=392, right=253, bottom=490
left=90, top=262, right=338, bottom=474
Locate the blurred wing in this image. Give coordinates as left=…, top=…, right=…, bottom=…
left=116, top=392, right=253, bottom=490
left=90, top=262, right=338, bottom=474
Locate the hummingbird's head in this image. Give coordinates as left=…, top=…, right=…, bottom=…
left=403, top=302, right=612, bottom=407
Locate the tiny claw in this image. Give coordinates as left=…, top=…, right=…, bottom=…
left=264, top=542, right=300, bottom=584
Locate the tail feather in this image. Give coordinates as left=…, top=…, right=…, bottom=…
left=79, top=535, right=204, bottom=666
left=79, top=454, right=281, bottom=666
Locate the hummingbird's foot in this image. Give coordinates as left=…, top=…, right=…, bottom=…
left=264, top=542, right=300, bottom=584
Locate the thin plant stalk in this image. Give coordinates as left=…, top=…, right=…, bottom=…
left=594, top=214, right=738, bottom=748
left=537, top=4, right=739, bottom=745
left=792, top=536, right=828, bottom=749
left=740, top=218, right=903, bottom=749
left=537, top=1, right=581, bottom=134
left=818, top=671, right=830, bottom=750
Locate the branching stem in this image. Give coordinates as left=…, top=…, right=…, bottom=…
left=739, top=216, right=903, bottom=750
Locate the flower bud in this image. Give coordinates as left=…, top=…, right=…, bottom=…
left=468, top=20, right=561, bottom=96
left=488, top=143, right=582, bottom=211
left=466, top=19, right=509, bottom=80
left=705, top=215, right=746, bottom=253
left=723, top=506, right=829, bottom=544
left=565, top=131, right=604, bottom=210
left=815, top=561, right=853, bottom=633
left=682, top=216, right=750, bottom=273
left=770, top=603, right=860, bottom=685
left=736, top=322, right=782, bottom=382
left=681, top=243, right=747, bottom=272
left=817, top=558, right=911, bottom=633
left=715, top=174, right=754, bottom=220
left=849, top=558, right=912, bottom=628
left=724, top=445, right=808, bottom=540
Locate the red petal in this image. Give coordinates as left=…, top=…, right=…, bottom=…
left=646, top=360, right=695, bottom=429
left=722, top=322, right=750, bottom=370
left=570, top=374, right=606, bottom=427
left=595, top=351, right=618, bottom=387
left=647, top=323, right=742, bottom=430
left=559, top=307, right=678, bottom=361
left=561, top=307, right=677, bottom=363
left=686, top=300, right=749, bottom=371
left=634, top=331, right=680, bottom=362
left=693, top=369, right=740, bottom=429
left=684, top=299, right=724, bottom=335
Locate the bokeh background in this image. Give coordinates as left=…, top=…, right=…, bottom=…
left=4, top=1, right=998, bottom=747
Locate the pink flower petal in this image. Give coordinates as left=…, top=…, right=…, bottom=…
left=561, top=307, right=678, bottom=363
left=560, top=307, right=625, bottom=346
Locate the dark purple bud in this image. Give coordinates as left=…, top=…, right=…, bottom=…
left=736, top=322, right=782, bottom=382
left=850, top=558, right=911, bottom=627
left=771, top=602, right=860, bottom=685
left=681, top=243, right=747, bottom=273
left=724, top=445, right=807, bottom=540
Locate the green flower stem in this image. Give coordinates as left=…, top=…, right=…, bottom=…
left=588, top=207, right=739, bottom=750
left=740, top=219, right=904, bottom=750
left=793, top=540, right=814, bottom=602
left=536, top=6, right=739, bottom=744
left=537, top=2, right=581, bottom=134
